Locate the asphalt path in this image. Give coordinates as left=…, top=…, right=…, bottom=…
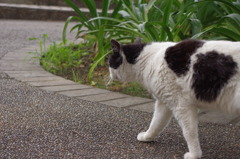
left=0, top=20, right=239, bottom=159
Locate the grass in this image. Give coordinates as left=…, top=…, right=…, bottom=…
left=40, top=42, right=151, bottom=99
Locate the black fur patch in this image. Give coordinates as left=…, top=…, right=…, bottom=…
left=109, top=39, right=123, bottom=69
left=122, top=43, right=147, bottom=64
left=109, top=51, right=123, bottom=69
left=192, top=51, right=238, bottom=102
left=165, top=39, right=204, bottom=76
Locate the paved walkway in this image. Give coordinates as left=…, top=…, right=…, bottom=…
left=0, top=20, right=239, bottom=159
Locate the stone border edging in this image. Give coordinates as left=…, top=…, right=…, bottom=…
left=0, top=45, right=239, bottom=126
left=0, top=45, right=155, bottom=113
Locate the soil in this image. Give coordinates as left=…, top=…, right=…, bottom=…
left=47, top=53, right=151, bottom=99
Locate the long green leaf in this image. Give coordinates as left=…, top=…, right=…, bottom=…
left=64, top=0, right=88, bottom=22
left=185, top=0, right=240, bottom=14
left=160, top=0, right=173, bottom=41
left=191, top=25, right=216, bottom=39
left=102, top=0, right=111, bottom=17
left=111, top=0, right=123, bottom=18
left=121, top=0, right=138, bottom=22
left=144, top=22, right=159, bottom=41
left=94, top=26, right=105, bottom=63
left=62, top=16, right=82, bottom=44
left=211, top=27, right=240, bottom=41
left=81, top=0, right=100, bottom=28
left=82, top=0, right=98, bottom=17
left=88, top=16, right=123, bottom=23
left=193, top=26, right=240, bottom=41
left=87, top=51, right=111, bottom=81
left=112, top=25, right=149, bottom=41
left=146, top=0, right=157, bottom=11
left=70, top=24, right=83, bottom=33
left=190, top=16, right=203, bottom=35
left=223, top=13, right=240, bottom=33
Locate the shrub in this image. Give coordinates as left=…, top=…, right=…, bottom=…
left=62, top=0, right=240, bottom=80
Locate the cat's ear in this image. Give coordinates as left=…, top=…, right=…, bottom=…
left=111, top=39, right=121, bottom=53
left=134, top=37, right=141, bottom=44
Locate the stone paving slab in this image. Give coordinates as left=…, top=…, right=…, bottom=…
left=0, top=62, right=38, bottom=67
left=28, top=79, right=76, bottom=87
left=59, top=88, right=110, bottom=97
left=16, top=76, right=66, bottom=82
left=0, top=56, right=37, bottom=63
left=1, top=56, right=25, bottom=60
left=3, top=53, right=32, bottom=58
left=2, top=54, right=38, bottom=61
left=2, top=55, right=38, bottom=61
left=5, top=71, right=55, bottom=78
left=100, top=97, right=154, bottom=108
left=0, top=66, right=44, bottom=71
left=40, top=84, right=91, bottom=92
left=0, top=55, right=43, bottom=71
left=0, top=58, right=34, bottom=64
left=77, top=92, right=129, bottom=102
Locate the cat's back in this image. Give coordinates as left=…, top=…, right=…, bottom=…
left=196, top=40, right=240, bottom=58
left=138, top=42, right=176, bottom=64
left=164, top=39, right=240, bottom=77
left=142, top=42, right=176, bottom=55
left=164, top=39, right=240, bottom=106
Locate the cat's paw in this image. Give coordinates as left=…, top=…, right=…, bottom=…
left=137, top=132, right=154, bottom=142
left=184, top=152, right=201, bottom=159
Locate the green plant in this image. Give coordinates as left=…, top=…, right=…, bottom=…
left=40, top=42, right=90, bottom=74
left=40, top=41, right=151, bottom=98
left=63, top=0, right=124, bottom=80
left=89, top=0, right=240, bottom=42
left=62, top=0, right=240, bottom=81
left=29, top=34, right=49, bottom=54
left=193, top=0, right=240, bottom=40
left=27, top=34, right=50, bottom=62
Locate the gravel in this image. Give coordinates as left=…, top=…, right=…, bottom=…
left=0, top=20, right=76, bottom=59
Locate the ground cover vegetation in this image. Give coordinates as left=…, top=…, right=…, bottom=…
left=39, top=0, right=240, bottom=98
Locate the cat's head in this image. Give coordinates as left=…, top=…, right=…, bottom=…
left=108, top=38, right=146, bottom=82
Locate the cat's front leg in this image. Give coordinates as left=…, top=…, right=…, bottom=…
left=173, top=101, right=202, bottom=159
left=137, top=100, right=172, bottom=142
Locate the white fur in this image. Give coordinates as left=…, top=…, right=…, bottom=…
left=109, top=41, right=240, bottom=159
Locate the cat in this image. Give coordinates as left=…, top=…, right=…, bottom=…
left=108, top=38, right=240, bottom=159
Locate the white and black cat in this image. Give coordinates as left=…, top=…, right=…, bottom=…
left=108, top=38, right=240, bottom=159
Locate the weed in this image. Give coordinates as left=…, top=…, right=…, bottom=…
left=39, top=40, right=151, bottom=98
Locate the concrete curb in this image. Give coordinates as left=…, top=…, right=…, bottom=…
left=0, top=3, right=77, bottom=21
left=0, top=45, right=239, bottom=126
left=0, top=3, right=113, bottom=21
left=0, top=45, right=155, bottom=113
